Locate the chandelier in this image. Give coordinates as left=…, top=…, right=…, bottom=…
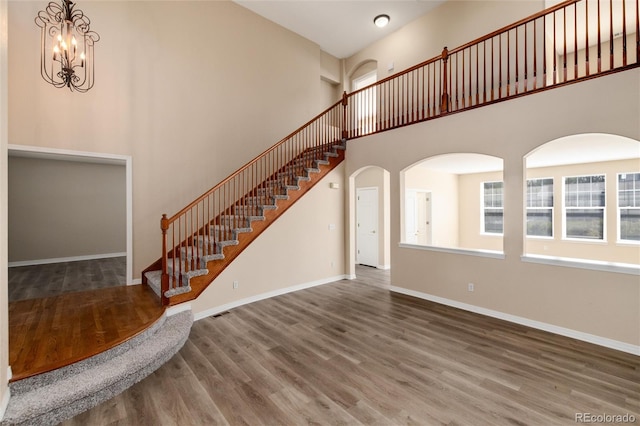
left=35, top=0, right=100, bottom=92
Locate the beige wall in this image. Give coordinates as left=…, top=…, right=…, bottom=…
left=192, top=165, right=345, bottom=316
left=526, top=158, right=640, bottom=264
left=1, top=0, right=8, bottom=415
left=354, top=166, right=390, bottom=269
left=458, top=171, right=504, bottom=251
left=346, top=69, right=640, bottom=348
left=7, top=0, right=334, bottom=279
left=345, top=1, right=544, bottom=80
left=8, top=157, right=126, bottom=263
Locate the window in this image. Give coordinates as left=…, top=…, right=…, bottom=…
left=526, top=178, right=554, bottom=237
left=564, top=175, right=605, bottom=240
left=482, top=181, right=503, bottom=234
left=618, top=172, right=640, bottom=242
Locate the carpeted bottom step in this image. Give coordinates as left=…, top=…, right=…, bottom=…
left=1, top=310, right=193, bottom=426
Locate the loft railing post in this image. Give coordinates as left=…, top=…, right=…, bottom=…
left=160, top=214, right=170, bottom=306
left=342, top=91, right=348, bottom=140
left=440, top=46, right=450, bottom=114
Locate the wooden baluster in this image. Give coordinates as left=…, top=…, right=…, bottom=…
left=609, top=0, right=614, bottom=70
left=622, top=0, right=627, bottom=66
left=468, top=47, right=472, bottom=104
left=533, top=20, right=538, bottom=90
left=342, top=91, right=348, bottom=140
left=161, top=214, right=169, bottom=305
left=498, top=35, right=502, bottom=98
left=584, top=0, right=590, bottom=76
left=491, top=37, right=496, bottom=100
left=553, top=11, right=558, bottom=84
left=572, top=2, right=577, bottom=79
left=515, top=26, right=519, bottom=94
left=476, top=43, right=480, bottom=103
left=543, top=15, right=547, bottom=87
left=455, top=52, right=459, bottom=110
left=563, top=7, right=568, bottom=82
left=524, top=23, right=528, bottom=92
left=483, top=41, right=487, bottom=102
left=507, top=29, right=511, bottom=96
left=440, top=47, right=450, bottom=114
left=597, top=0, right=602, bottom=72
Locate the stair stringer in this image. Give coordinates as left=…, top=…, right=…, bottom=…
left=164, top=142, right=345, bottom=305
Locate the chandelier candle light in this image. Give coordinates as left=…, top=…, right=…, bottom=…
left=35, top=0, right=99, bottom=92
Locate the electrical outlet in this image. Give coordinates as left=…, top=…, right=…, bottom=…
left=468, top=283, right=474, bottom=292
left=233, top=280, right=239, bottom=289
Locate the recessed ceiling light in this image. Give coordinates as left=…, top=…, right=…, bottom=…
left=374, top=14, right=390, bottom=28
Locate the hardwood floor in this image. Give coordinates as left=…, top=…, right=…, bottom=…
left=8, top=257, right=126, bottom=302
left=63, top=266, right=639, bottom=425
left=9, top=284, right=164, bottom=382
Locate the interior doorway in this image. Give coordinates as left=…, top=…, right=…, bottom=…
left=7, top=145, right=133, bottom=289
left=356, top=187, right=379, bottom=267
left=405, top=190, right=432, bottom=245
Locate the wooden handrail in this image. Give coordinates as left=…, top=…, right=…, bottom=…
left=165, top=99, right=342, bottom=224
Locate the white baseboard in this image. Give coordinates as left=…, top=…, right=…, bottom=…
left=167, top=303, right=192, bottom=317
left=390, top=286, right=640, bottom=356
left=194, top=275, right=348, bottom=321
left=377, top=264, right=391, bottom=270
left=130, top=278, right=142, bottom=285
left=8, top=252, right=126, bottom=268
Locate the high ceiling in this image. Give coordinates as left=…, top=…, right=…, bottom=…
left=233, top=0, right=447, bottom=59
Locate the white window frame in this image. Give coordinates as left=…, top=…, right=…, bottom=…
left=562, top=174, right=606, bottom=242
left=526, top=177, right=554, bottom=239
left=352, top=71, right=377, bottom=135
left=481, top=181, right=503, bottom=235
left=617, top=172, right=640, bottom=244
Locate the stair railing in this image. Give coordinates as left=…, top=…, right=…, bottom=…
left=158, top=101, right=344, bottom=304
left=345, top=0, right=639, bottom=139
left=154, top=0, right=638, bottom=304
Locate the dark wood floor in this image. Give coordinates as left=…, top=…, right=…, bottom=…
left=9, top=284, right=164, bottom=382
left=63, top=266, right=639, bottom=425
left=8, top=256, right=126, bottom=302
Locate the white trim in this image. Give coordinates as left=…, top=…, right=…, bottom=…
left=398, top=242, right=505, bottom=260
left=377, top=264, right=391, bottom=270
left=131, top=278, right=142, bottom=285
left=521, top=254, right=640, bottom=275
left=8, top=252, right=126, bottom=268
left=7, top=145, right=134, bottom=284
left=194, top=275, right=348, bottom=321
left=0, top=386, right=9, bottom=422
left=0, top=366, right=10, bottom=422
left=390, top=286, right=640, bottom=356
left=166, top=303, right=192, bottom=317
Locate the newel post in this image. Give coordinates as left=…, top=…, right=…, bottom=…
left=440, top=46, right=450, bottom=114
left=341, top=91, right=349, bottom=140
left=160, top=214, right=170, bottom=306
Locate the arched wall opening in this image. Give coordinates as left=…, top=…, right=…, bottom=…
left=400, top=153, right=504, bottom=254
left=524, top=133, right=640, bottom=266
left=348, top=166, right=390, bottom=278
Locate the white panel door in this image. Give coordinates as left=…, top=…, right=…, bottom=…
left=356, top=188, right=379, bottom=267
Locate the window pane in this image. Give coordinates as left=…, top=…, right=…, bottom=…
left=620, top=208, right=640, bottom=241
left=484, top=209, right=503, bottom=234
left=566, top=209, right=604, bottom=239
left=527, top=209, right=552, bottom=237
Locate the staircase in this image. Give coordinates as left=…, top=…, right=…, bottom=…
left=142, top=137, right=346, bottom=305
